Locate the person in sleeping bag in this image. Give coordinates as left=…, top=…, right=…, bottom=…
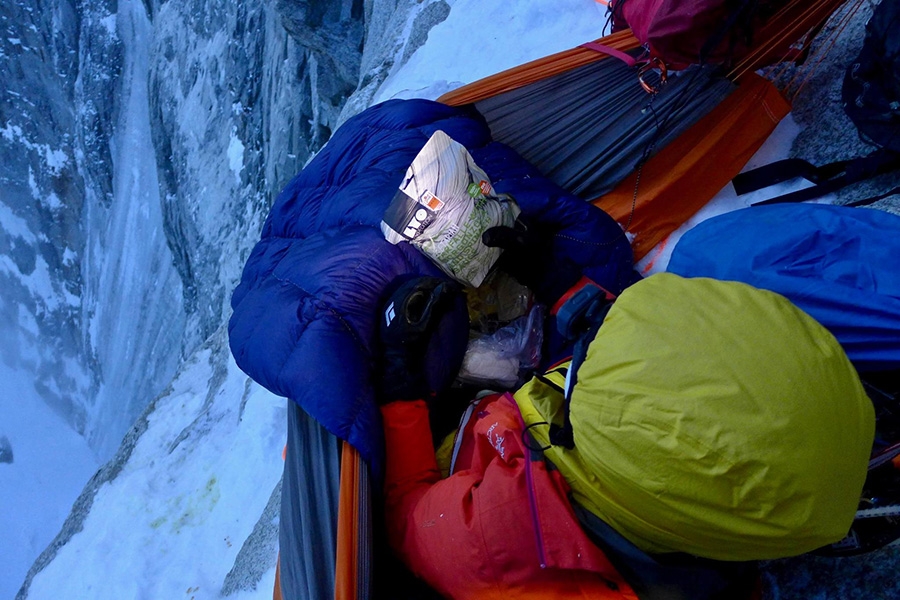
left=376, top=247, right=874, bottom=600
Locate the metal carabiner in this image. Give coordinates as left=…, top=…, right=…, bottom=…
left=638, top=56, right=668, bottom=94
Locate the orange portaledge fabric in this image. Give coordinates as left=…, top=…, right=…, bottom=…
left=273, top=555, right=283, bottom=600
left=437, top=30, right=641, bottom=106
left=593, top=71, right=791, bottom=262
left=272, top=443, right=362, bottom=600
left=438, top=0, right=848, bottom=107
left=334, top=441, right=362, bottom=600
left=438, top=31, right=791, bottom=265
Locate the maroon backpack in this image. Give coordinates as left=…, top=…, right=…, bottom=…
left=608, top=0, right=784, bottom=68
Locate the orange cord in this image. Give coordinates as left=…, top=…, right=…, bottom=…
left=786, top=0, right=866, bottom=102
left=728, top=0, right=848, bottom=82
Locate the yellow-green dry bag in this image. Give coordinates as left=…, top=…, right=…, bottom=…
left=516, top=273, right=874, bottom=561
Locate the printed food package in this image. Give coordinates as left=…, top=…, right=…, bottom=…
left=381, top=130, right=520, bottom=287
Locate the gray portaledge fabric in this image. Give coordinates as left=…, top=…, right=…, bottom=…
left=476, top=54, right=735, bottom=200
left=356, top=449, right=373, bottom=600
left=279, top=401, right=342, bottom=600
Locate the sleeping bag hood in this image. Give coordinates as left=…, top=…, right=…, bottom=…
left=228, top=99, right=638, bottom=475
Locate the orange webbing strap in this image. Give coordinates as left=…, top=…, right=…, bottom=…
left=273, top=554, right=283, bottom=600
left=592, top=71, right=791, bottom=262
left=437, top=30, right=640, bottom=106
left=274, top=445, right=286, bottom=600
left=335, top=441, right=362, bottom=600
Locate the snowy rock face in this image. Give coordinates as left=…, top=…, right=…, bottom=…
left=0, top=0, right=97, bottom=437
left=19, top=325, right=288, bottom=600
left=5, top=0, right=454, bottom=595
left=0, top=0, right=450, bottom=460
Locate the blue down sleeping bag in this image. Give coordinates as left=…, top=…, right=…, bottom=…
left=228, top=99, right=638, bottom=475
left=667, top=203, right=900, bottom=372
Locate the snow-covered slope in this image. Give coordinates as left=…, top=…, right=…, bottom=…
left=23, top=327, right=286, bottom=600
left=0, top=363, right=97, bottom=600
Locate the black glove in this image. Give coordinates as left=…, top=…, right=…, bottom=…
left=377, top=276, right=461, bottom=404
left=482, top=221, right=582, bottom=306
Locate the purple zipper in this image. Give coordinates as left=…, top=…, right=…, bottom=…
left=505, top=393, right=549, bottom=569
left=449, top=399, right=480, bottom=476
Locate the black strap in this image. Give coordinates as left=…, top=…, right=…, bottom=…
left=846, top=185, right=900, bottom=207
left=522, top=421, right=553, bottom=453
left=732, top=148, right=900, bottom=206
left=549, top=296, right=612, bottom=450
left=752, top=173, right=854, bottom=206
left=534, top=370, right=567, bottom=394
left=732, top=158, right=848, bottom=195
left=550, top=302, right=612, bottom=449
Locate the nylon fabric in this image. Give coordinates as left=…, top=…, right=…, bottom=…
left=594, top=72, right=789, bottom=260
left=609, top=0, right=781, bottom=67
left=279, top=403, right=341, bottom=600
left=381, top=397, right=638, bottom=600
left=335, top=442, right=372, bottom=600
left=611, top=0, right=849, bottom=72
left=667, top=203, right=900, bottom=372
left=474, top=57, right=735, bottom=200
left=516, top=368, right=610, bottom=520
left=437, top=30, right=640, bottom=106
left=518, top=274, right=874, bottom=561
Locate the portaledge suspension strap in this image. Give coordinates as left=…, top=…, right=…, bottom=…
left=733, top=147, right=900, bottom=205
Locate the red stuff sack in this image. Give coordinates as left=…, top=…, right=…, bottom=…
left=608, top=0, right=783, bottom=68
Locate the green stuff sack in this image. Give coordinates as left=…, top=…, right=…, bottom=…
left=518, top=273, right=874, bottom=561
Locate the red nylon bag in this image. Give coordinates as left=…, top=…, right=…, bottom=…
left=609, top=0, right=783, bottom=68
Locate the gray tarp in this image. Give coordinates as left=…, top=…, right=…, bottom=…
left=279, top=402, right=342, bottom=599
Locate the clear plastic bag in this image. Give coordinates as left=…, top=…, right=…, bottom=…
left=456, top=304, right=545, bottom=390
left=465, top=270, right=534, bottom=335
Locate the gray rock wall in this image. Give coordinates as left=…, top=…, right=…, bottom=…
left=5, top=0, right=453, bottom=592
left=0, top=0, right=451, bottom=459
left=0, top=0, right=97, bottom=432
left=759, top=1, right=900, bottom=597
